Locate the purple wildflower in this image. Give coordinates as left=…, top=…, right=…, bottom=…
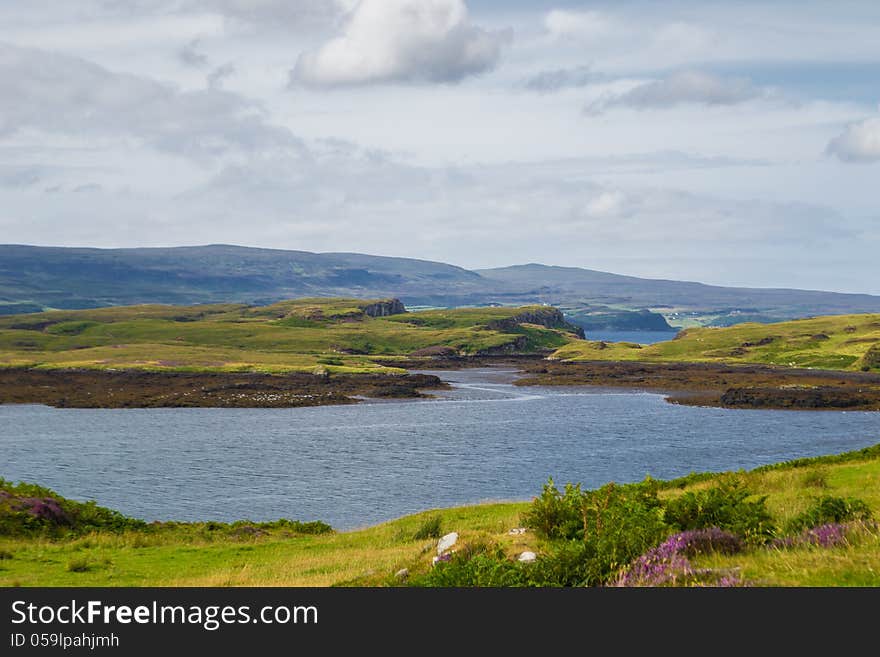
left=16, top=497, right=71, bottom=525
left=615, top=547, right=694, bottom=587
left=802, top=523, right=848, bottom=548
left=659, top=528, right=743, bottom=557
left=716, top=573, right=746, bottom=587
left=616, top=528, right=743, bottom=587
left=772, top=523, right=849, bottom=550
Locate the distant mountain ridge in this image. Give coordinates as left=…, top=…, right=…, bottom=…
left=476, top=263, right=880, bottom=326
left=2, top=244, right=880, bottom=328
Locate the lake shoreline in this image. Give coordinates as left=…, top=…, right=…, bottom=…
left=513, top=359, right=880, bottom=411
left=3, top=355, right=880, bottom=411
left=0, top=367, right=446, bottom=409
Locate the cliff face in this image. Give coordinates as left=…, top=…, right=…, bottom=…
left=567, top=308, right=674, bottom=332
left=475, top=335, right=530, bottom=355
left=860, top=344, right=880, bottom=371
left=362, top=299, right=406, bottom=317
left=486, top=307, right=585, bottom=339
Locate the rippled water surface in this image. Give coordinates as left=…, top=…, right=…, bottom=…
left=2, top=368, right=877, bottom=529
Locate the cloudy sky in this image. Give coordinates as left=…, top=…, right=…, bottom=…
left=1, top=1, right=879, bottom=293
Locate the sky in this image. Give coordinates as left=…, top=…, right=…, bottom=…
left=1, top=1, right=878, bottom=293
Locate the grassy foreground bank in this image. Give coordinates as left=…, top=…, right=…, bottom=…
left=2, top=444, right=879, bottom=587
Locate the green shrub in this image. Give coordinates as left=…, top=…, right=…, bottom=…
left=237, top=519, right=333, bottom=535
left=582, top=482, right=668, bottom=580
left=663, top=480, right=775, bottom=541
left=520, top=478, right=670, bottom=586
left=66, top=557, right=92, bottom=573
left=521, top=479, right=585, bottom=540
left=412, top=515, right=443, bottom=540
left=45, top=321, right=100, bottom=336
left=74, top=500, right=148, bottom=533
left=527, top=541, right=599, bottom=587
left=0, top=478, right=147, bottom=537
left=801, top=469, right=828, bottom=489
left=409, top=542, right=531, bottom=587
left=786, top=496, right=873, bottom=534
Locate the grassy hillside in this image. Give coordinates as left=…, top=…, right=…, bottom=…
left=1, top=444, right=878, bottom=587
left=550, top=313, right=880, bottom=372
left=0, top=298, right=582, bottom=374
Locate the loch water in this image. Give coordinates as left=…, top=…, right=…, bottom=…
left=1, top=368, right=877, bottom=530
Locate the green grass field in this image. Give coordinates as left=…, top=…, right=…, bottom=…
left=0, top=298, right=581, bottom=374
left=2, top=445, right=878, bottom=587
left=552, top=313, right=880, bottom=372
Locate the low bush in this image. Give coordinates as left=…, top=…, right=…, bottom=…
left=0, top=479, right=147, bottom=537
left=1, top=479, right=333, bottom=538
left=521, top=479, right=585, bottom=540
left=785, top=496, right=872, bottom=534
left=235, top=519, right=333, bottom=535
left=527, top=540, right=598, bottom=586
left=66, top=557, right=92, bottom=573
left=412, top=515, right=442, bottom=540
left=409, top=542, right=531, bottom=587
left=582, top=482, right=668, bottom=579
left=662, top=480, right=775, bottom=541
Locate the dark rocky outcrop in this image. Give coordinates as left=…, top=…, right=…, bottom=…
left=567, top=308, right=674, bottom=332
left=516, top=360, right=880, bottom=411
left=408, top=346, right=458, bottom=359
left=475, top=336, right=530, bottom=355
left=485, top=307, right=585, bottom=339
left=741, top=336, right=777, bottom=347
left=720, top=386, right=878, bottom=410
left=860, top=344, right=880, bottom=371
left=362, top=299, right=406, bottom=317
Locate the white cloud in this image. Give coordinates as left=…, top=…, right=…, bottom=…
left=583, top=190, right=627, bottom=218
left=204, top=0, right=351, bottom=28
left=544, top=10, right=616, bottom=42
left=826, top=117, right=880, bottom=163
left=5, top=148, right=866, bottom=290
left=1, top=1, right=878, bottom=293
left=178, top=39, right=208, bottom=68
left=0, top=43, right=300, bottom=160
left=522, top=65, right=596, bottom=93
left=653, top=22, right=714, bottom=54
left=207, top=62, right=236, bottom=89
left=588, top=71, right=764, bottom=113
left=291, top=0, right=508, bottom=87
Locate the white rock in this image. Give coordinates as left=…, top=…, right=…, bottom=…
left=508, top=527, right=527, bottom=535
left=517, top=551, right=537, bottom=563
left=436, top=532, right=458, bottom=555
left=395, top=568, right=409, bottom=580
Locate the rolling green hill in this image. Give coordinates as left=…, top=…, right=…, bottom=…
left=550, top=313, right=880, bottom=372
left=0, top=297, right=583, bottom=374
